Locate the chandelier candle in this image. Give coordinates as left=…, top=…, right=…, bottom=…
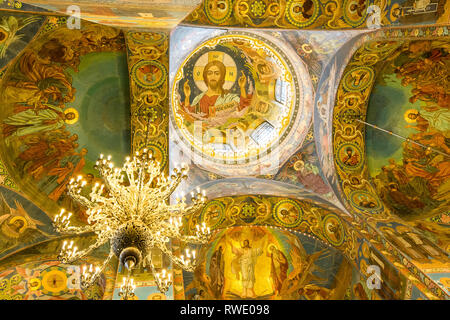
left=53, top=148, right=211, bottom=294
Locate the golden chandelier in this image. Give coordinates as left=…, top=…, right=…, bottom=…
left=53, top=148, right=211, bottom=294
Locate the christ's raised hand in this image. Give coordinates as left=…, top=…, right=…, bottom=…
left=183, top=80, right=191, bottom=107
left=238, top=71, right=247, bottom=98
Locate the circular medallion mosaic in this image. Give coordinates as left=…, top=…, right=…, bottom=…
left=200, top=200, right=226, bottom=229
left=171, top=32, right=309, bottom=175
left=204, top=0, right=233, bottom=24
left=131, top=60, right=167, bottom=89
left=322, top=214, right=345, bottom=246
left=41, top=267, right=68, bottom=296
left=286, top=0, right=320, bottom=27
left=336, top=143, right=363, bottom=171
left=343, top=0, right=369, bottom=27
left=273, top=199, right=302, bottom=227
left=342, top=66, right=374, bottom=92
left=349, top=190, right=383, bottom=213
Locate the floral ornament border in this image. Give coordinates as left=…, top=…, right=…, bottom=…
left=183, top=0, right=446, bottom=30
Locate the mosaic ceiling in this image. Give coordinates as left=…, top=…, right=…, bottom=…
left=0, top=0, right=448, bottom=300
left=18, top=0, right=202, bottom=29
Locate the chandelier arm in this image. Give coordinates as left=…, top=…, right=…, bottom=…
left=152, top=202, right=203, bottom=221
left=157, top=222, right=182, bottom=238
left=137, top=170, right=184, bottom=210
left=139, top=171, right=168, bottom=199
left=142, top=196, right=204, bottom=223
left=155, top=221, right=209, bottom=244
left=136, top=189, right=170, bottom=220
left=179, top=202, right=205, bottom=217
left=124, top=167, right=137, bottom=190
left=140, top=194, right=169, bottom=216
left=61, top=225, right=95, bottom=235
left=170, top=201, right=187, bottom=212
left=53, top=210, right=95, bottom=235
left=59, top=234, right=110, bottom=264
left=129, top=115, right=158, bottom=219
left=86, top=199, right=127, bottom=225
left=81, top=249, right=115, bottom=289
left=158, top=183, right=187, bottom=206
left=145, top=252, right=171, bottom=293
left=142, top=212, right=179, bottom=227
left=141, top=205, right=173, bottom=222
left=67, top=190, right=126, bottom=225
left=176, top=235, right=210, bottom=245
left=90, top=219, right=118, bottom=235
left=155, top=239, right=196, bottom=272
left=109, top=172, right=137, bottom=212
left=97, top=173, right=133, bottom=221
left=114, top=188, right=137, bottom=213
left=118, top=276, right=136, bottom=300
left=66, top=190, right=96, bottom=209
left=157, top=175, right=184, bottom=201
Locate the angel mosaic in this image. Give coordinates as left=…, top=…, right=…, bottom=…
left=0, top=193, right=49, bottom=254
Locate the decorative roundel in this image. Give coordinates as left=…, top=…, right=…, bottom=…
left=389, top=3, right=401, bottom=22
left=286, top=0, right=320, bottom=27
left=204, top=0, right=233, bottom=24
left=322, top=214, right=345, bottom=246
left=273, top=199, right=303, bottom=228
left=29, top=278, right=42, bottom=291
left=10, top=274, right=22, bottom=285
left=249, top=0, right=267, bottom=18
left=64, top=107, right=79, bottom=125
left=129, top=32, right=167, bottom=45
left=342, top=66, right=374, bottom=92
left=41, top=267, right=68, bottom=296
left=336, top=143, right=363, bottom=171
left=343, top=0, right=369, bottom=27
left=240, top=202, right=257, bottom=223
left=131, top=60, right=167, bottom=89
left=349, top=190, right=383, bottom=213
left=339, top=108, right=361, bottom=124
left=200, top=200, right=226, bottom=229
left=171, top=31, right=309, bottom=176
